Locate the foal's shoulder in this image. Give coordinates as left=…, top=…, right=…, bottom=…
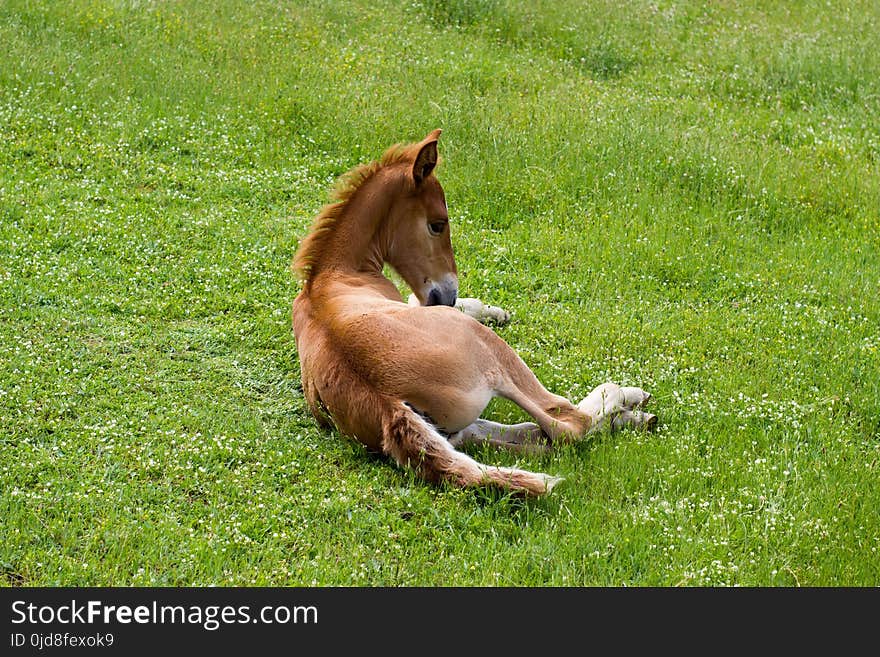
left=393, top=303, right=485, bottom=335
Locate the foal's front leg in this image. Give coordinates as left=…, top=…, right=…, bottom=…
left=455, top=298, right=511, bottom=325
left=408, top=293, right=511, bottom=326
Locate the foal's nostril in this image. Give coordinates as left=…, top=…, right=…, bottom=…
left=426, top=288, right=442, bottom=306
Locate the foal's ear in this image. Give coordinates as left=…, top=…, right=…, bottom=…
left=412, top=129, right=441, bottom=186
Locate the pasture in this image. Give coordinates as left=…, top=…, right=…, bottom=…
left=1, top=0, right=878, bottom=585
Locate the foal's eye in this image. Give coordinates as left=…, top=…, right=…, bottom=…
left=428, top=221, right=447, bottom=236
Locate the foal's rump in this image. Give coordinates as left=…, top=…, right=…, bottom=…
left=314, top=352, right=558, bottom=495
left=295, top=303, right=559, bottom=495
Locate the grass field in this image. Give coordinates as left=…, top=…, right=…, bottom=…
left=1, top=0, right=878, bottom=586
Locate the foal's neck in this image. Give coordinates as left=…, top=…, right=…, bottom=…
left=318, top=170, right=398, bottom=278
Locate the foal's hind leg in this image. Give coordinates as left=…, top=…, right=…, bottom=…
left=578, top=383, right=657, bottom=432
left=449, top=419, right=549, bottom=455
left=454, top=384, right=657, bottom=455
left=496, top=365, right=657, bottom=442
left=453, top=321, right=657, bottom=446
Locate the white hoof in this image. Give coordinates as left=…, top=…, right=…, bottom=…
left=578, top=382, right=624, bottom=417
left=456, top=298, right=511, bottom=325
left=620, top=387, right=651, bottom=409
left=611, top=410, right=658, bottom=431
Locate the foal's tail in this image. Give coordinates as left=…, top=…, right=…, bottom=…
left=380, top=400, right=562, bottom=496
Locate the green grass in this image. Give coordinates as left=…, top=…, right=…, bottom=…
left=1, top=0, right=878, bottom=586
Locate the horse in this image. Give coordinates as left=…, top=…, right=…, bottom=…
left=291, top=129, right=656, bottom=496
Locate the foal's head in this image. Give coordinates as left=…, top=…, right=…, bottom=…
left=385, top=129, right=458, bottom=307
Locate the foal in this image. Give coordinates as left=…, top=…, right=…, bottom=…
left=292, top=130, right=656, bottom=495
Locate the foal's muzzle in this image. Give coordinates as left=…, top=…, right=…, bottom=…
left=423, top=274, right=459, bottom=307
left=426, top=287, right=458, bottom=307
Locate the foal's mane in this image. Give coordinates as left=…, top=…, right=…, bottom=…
left=292, top=143, right=413, bottom=286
